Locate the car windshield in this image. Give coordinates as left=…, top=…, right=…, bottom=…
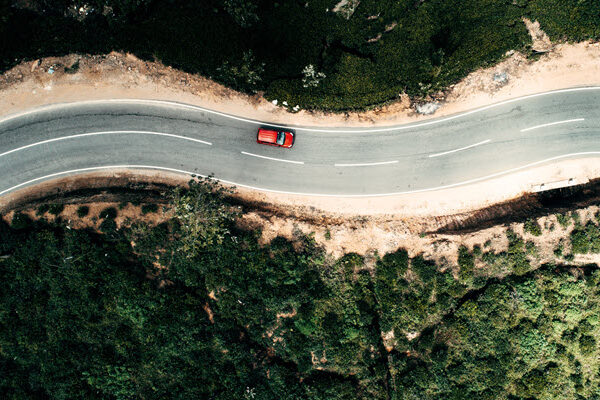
left=276, top=131, right=286, bottom=145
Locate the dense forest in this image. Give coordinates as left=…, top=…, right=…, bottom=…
left=1, top=0, right=599, bottom=111
left=3, top=179, right=600, bottom=399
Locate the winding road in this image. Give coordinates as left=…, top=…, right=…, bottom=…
left=0, top=87, right=599, bottom=197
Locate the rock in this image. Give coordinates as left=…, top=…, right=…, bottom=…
left=282, top=101, right=288, bottom=106
left=271, top=99, right=278, bottom=105
left=31, top=59, right=40, bottom=72
left=415, top=102, right=441, bottom=115
left=332, top=0, right=360, bottom=20
left=493, top=72, right=508, bottom=85
left=47, top=67, right=54, bottom=75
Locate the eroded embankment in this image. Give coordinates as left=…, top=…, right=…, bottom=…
left=3, top=170, right=600, bottom=261
left=2, top=170, right=594, bottom=230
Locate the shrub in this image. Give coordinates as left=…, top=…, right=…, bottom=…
left=10, top=212, right=32, bottom=230
left=99, top=218, right=117, bottom=233
left=524, top=219, right=542, bottom=236
left=570, top=222, right=600, bottom=254
left=553, top=243, right=563, bottom=258
left=48, top=204, right=64, bottom=216
left=99, top=207, right=118, bottom=220
left=571, top=211, right=581, bottom=226
left=36, top=204, right=50, bottom=216
left=141, top=204, right=159, bottom=215
left=458, top=246, right=475, bottom=282
left=506, top=230, right=531, bottom=275
left=556, top=213, right=571, bottom=228
left=579, top=335, right=596, bottom=355
left=76, top=206, right=89, bottom=218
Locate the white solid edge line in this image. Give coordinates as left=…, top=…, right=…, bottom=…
left=241, top=151, right=304, bottom=164
left=0, top=87, right=599, bottom=134
left=428, top=139, right=491, bottom=158
left=0, top=130, right=211, bottom=158
left=335, top=160, right=399, bottom=167
left=520, top=118, right=585, bottom=132
left=3, top=152, right=600, bottom=197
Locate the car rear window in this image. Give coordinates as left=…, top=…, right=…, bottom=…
left=276, top=131, right=285, bottom=145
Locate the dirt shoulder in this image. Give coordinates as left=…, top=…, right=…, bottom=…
left=1, top=40, right=600, bottom=127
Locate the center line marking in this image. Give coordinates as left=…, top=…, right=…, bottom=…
left=428, top=139, right=491, bottom=158
left=520, top=118, right=585, bottom=132
left=241, top=151, right=304, bottom=164
left=335, top=160, right=399, bottom=167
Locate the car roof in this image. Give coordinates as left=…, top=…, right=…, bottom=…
left=258, top=128, right=278, bottom=143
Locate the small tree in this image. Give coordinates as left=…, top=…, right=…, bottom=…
left=168, top=178, right=239, bottom=257
left=217, top=50, right=265, bottom=92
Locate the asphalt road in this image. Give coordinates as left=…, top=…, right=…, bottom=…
left=1, top=87, right=599, bottom=197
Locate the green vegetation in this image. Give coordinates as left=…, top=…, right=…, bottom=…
left=571, top=221, right=600, bottom=254
left=48, top=203, right=65, bottom=216
left=398, top=266, right=600, bottom=399
left=5, top=181, right=600, bottom=398
left=2, top=1, right=599, bottom=111
left=141, top=203, right=158, bottom=214
left=524, top=218, right=542, bottom=236
left=528, top=0, right=600, bottom=41
left=557, top=212, right=572, bottom=228
left=99, top=206, right=118, bottom=220
left=36, top=204, right=50, bottom=216
left=76, top=205, right=89, bottom=217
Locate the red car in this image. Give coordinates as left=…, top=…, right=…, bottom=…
left=257, top=127, right=295, bottom=148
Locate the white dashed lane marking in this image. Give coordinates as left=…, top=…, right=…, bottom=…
left=334, top=160, right=398, bottom=167
left=241, top=151, right=305, bottom=164
left=428, top=139, right=491, bottom=158
left=520, top=118, right=585, bottom=133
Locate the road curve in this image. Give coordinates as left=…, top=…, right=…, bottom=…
left=1, top=87, right=599, bottom=197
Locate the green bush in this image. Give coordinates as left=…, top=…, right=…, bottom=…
left=141, top=204, right=158, bottom=215
left=48, top=204, right=64, bottom=216
left=99, top=207, right=118, bottom=220
left=554, top=243, right=563, bottom=257
left=570, top=222, right=600, bottom=254
left=99, top=218, right=117, bottom=233
left=36, top=204, right=50, bottom=216
left=556, top=213, right=571, bottom=228
left=10, top=212, right=32, bottom=230
left=458, top=245, right=475, bottom=282
left=76, top=205, right=89, bottom=217
left=524, top=219, right=542, bottom=236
